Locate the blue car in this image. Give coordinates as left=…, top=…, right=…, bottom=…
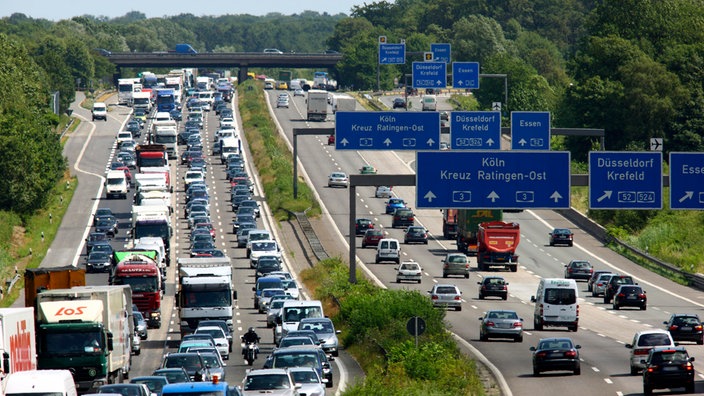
left=385, top=198, right=406, bottom=215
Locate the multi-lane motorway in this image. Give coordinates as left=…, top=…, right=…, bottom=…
left=45, top=88, right=704, bottom=396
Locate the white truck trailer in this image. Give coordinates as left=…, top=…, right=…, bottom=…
left=34, top=285, right=133, bottom=392
left=176, top=257, right=235, bottom=336
left=306, top=89, right=329, bottom=121
left=0, top=308, right=37, bottom=388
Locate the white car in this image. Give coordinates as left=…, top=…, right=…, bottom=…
left=116, top=131, right=133, bottom=148
left=195, top=326, right=230, bottom=360
left=282, top=278, right=301, bottom=299
left=328, top=172, right=349, bottom=188
left=375, top=185, right=393, bottom=198
left=276, top=96, right=289, bottom=108
left=249, top=240, right=282, bottom=267
left=184, top=170, right=205, bottom=188
left=220, top=117, right=236, bottom=129
left=242, top=368, right=297, bottom=396
left=288, top=367, right=327, bottom=395
left=395, top=260, right=422, bottom=283
left=294, top=88, right=305, bottom=97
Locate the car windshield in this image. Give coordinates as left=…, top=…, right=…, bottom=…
left=253, top=242, right=277, bottom=251
left=435, top=286, right=458, bottom=294
left=200, top=354, right=222, bottom=368
left=673, top=316, right=700, bottom=326
left=400, top=263, right=418, bottom=270
left=571, top=261, right=590, bottom=268
left=448, top=255, right=467, bottom=263
left=554, top=229, right=570, bottom=235
left=291, top=371, right=319, bottom=383
left=273, top=352, right=319, bottom=368
left=651, top=350, right=689, bottom=363
left=300, top=321, right=334, bottom=333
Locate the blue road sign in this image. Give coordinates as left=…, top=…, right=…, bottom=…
left=335, top=111, right=440, bottom=150
left=430, top=43, right=451, bottom=64
left=669, top=152, right=704, bottom=210
left=416, top=151, right=571, bottom=209
left=379, top=43, right=405, bottom=64
left=450, top=111, right=501, bottom=150
left=452, top=62, right=479, bottom=89
left=511, top=111, right=551, bottom=150
left=412, top=62, right=447, bottom=88
left=589, top=151, right=662, bottom=210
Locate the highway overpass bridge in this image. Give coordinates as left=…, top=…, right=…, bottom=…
left=104, top=52, right=343, bottom=83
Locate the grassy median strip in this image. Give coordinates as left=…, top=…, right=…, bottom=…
left=239, top=83, right=485, bottom=395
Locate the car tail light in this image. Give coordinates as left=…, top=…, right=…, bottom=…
left=568, top=268, right=573, bottom=273
left=669, top=325, right=679, bottom=331
left=684, top=362, right=694, bottom=371
left=453, top=295, right=461, bottom=301
left=485, top=321, right=495, bottom=327
left=502, top=285, right=508, bottom=290
left=431, top=295, right=438, bottom=300
left=634, top=348, right=650, bottom=356
left=617, top=293, right=625, bottom=298
left=538, top=304, right=544, bottom=316
left=647, top=366, right=657, bottom=373
left=513, top=321, right=523, bottom=328
left=638, top=293, right=647, bottom=299
left=576, top=304, right=580, bottom=317
left=564, top=350, right=577, bottom=358
left=536, top=351, right=547, bottom=358
left=443, top=263, right=449, bottom=269
left=695, top=325, right=703, bottom=331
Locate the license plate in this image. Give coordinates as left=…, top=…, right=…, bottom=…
left=663, top=366, right=679, bottom=372
left=497, top=323, right=512, bottom=328
left=681, top=327, right=692, bottom=331
left=627, top=295, right=637, bottom=299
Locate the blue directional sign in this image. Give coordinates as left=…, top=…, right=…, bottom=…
left=450, top=111, right=501, bottom=150
left=416, top=151, right=571, bottom=209
left=452, top=62, right=480, bottom=89
left=430, top=43, right=451, bottom=64
left=412, top=62, right=447, bottom=89
left=669, top=152, right=704, bottom=210
left=589, top=152, right=662, bottom=210
left=335, top=111, right=440, bottom=150
left=511, top=111, right=551, bottom=150
left=379, top=43, right=405, bottom=65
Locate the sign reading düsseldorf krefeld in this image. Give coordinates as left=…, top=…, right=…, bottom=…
left=450, top=111, right=501, bottom=150
left=669, top=152, right=704, bottom=210
left=416, top=151, right=571, bottom=209
left=379, top=43, right=405, bottom=65
left=335, top=111, right=440, bottom=150
left=412, top=61, right=447, bottom=88
left=589, top=151, right=662, bottom=210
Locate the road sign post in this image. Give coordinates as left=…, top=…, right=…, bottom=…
left=510, top=111, right=551, bottom=150
left=588, top=152, right=662, bottom=210
left=412, top=61, right=447, bottom=89
left=335, top=111, right=440, bottom=150
left=669, top=152, right=704, bottom=210
left=416, top=151, right=571, bottom=209
left=449, top=111, right=501, bottom=150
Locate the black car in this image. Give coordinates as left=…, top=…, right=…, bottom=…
left=232, top=213, right=256, bottom=234
left=126, top=120, right=141, bottom=137
left=563, top=260, right=593, bottom=280
left=403, top=226, right=428, bottom=244
left=85, top=251, right=112, bottom=273
left=392, top=208, right=415, bottom=228
left=85, top=231, right=109, bottom=254
left=255, top=258, right=282, bottom=279
left=604, top=275, right=636, bottom=303
left=93, top=208, right=114, bottom=226
left=664, top=314, right=703, bottom=344
left=530, top=337, right=581, bottom=376
left=170, top=108, right=183, bottom=121
left=392, top=97, right=407, bottom=109
left=642, top=346, right=695, bottom=395
left=477, top=276, right=508, bottom=300
left=613, top=284, right=647, bottom=310
left=549, top=228, right=573, bottom=246
left=355, top=218, right=374, bottom=235
left=94, top=217, right=119, bottom=237
left=178, top=129, right=199, bottom=145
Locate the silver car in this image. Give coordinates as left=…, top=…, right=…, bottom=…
left=242, top=368, right=297, bottom=396
left=591, top=273, right=614, bottom=297
left=327, top=172, right=349, bottom=188
left=288, top=367, right=327, bottom=395
left=428, top=284, right=463, bottom=311
left=298, top=317, right=341, bottom=357
left=133, top=311, right=148, bottom=340
left=479, top=310, right=524, bottom=342
left=267, top=295, right=296, bottom=328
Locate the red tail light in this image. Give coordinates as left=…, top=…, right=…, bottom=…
left=536, top=352, right=547, bottom=358
left=669, top=325, right=679, bottom=331
left=694, top=325, right=703, bottom=331
left=431, top=295, right=438, bottom=300
left=502, top=286, right=507, bottom=290
left=617, top=293, right=625, bottom=298
left=647, top=366, right=656, bottom=373
left=564, top=350, right=577, bottom=358
left=454, top=295, right=461, bottom=301
left=485, top=321, right=495, bottom=327
left=638, top=294, right=647, bottom=299
left=513, top=321, right=523, bottom=328
left=684, top=362, right=694, bottom=371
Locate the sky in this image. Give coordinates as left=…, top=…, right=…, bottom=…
left=3, top=0, right=376, bottom=21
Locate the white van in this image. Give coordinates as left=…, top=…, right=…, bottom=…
left=105, top=170, right=128, bottom=199
left=421, top=95, right=437, bottom=111
left=92, top=102, right=107, bottom=121
left=3, top=369, right=78, bottom=396
left=219, top=136, right=241, bottom=164
left=531, top=278, right=579, bottom=331
left=276, top=300, right=325, bottom=344
left=375, top=238, right=400, bottom=264
left=154, top=111, right=172, bottom=123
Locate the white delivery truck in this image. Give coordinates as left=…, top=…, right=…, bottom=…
left=153, top=124, right=178, bottom=159
left=306, top=89, right=329, bottom=121
left=132, top=91, right=152, bottom=112
left=0, top=308, right=37, bottom=387
left=330, top=93, right=356, bottom=113
left=531, top=278, right=579, bottom=332
left=105, top=170, right=128, bottom=199
left=176, top=257, right=235, bottom=336
left=35, top=285, right=133, bottom=391
left=3, top=369, right=77, bottom=396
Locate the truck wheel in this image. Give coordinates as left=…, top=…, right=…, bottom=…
left=534, top=318, right=543, bottom=331
left=510, top=265, right=517, bottom=272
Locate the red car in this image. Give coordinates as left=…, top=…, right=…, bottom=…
left=328, top=134, right=335, bottom=145
left=361, top=229, right=384, bottom=248
left=194, top=222, right=216, bottom=239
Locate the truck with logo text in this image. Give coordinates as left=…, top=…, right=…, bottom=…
left=0, top=308, right=37, bottom=388
left=110, top=251, right=163, bottom=329
left=34, top=285, right=133, bottom=392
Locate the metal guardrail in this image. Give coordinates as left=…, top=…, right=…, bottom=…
left=292, top=210, right=329, bottom=262
left=557, top=208, right=704, bottom=291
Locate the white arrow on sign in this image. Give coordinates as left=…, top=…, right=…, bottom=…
left=518, top=138, right=527, bottom=146
left=597, top=191, right=612, bottom=202
left=384, top=138, right=392, bottom=147
left=340, top=138, right=349, bottom=147
left=487, top=191, right=500, bottom=202
left=424, top=191, right=437, bottom=202
left=486, top=138, right=495, bottom=146
left=679, top=191, right=694, bottom=203
left=436, top=80, right=442, bottom=86
left=456, top=80, right=464, bottom=86
left=550, top=191, right=563, bottom=202
left=426, top=138, right=435, bottom=146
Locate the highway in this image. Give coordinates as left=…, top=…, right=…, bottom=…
left=264, top=89, right=704, bottom=396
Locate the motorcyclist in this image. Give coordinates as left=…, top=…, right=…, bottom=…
left=241, top=327, right=260, bottom=358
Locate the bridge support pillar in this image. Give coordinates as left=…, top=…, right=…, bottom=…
left=238, top=66, right=249, bottom=85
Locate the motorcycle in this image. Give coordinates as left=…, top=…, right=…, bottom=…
left=242, top=338, right=258, bottom=366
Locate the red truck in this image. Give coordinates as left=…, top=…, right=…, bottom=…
left=456, top=210, right=503, bottom=255
left=135, top=144, right=168, bottom=171
left=442, top=209, right=458, bottom=239
left=476, top=221, right=520, bottom=272
left=109, top=251, right=163, bottom=328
